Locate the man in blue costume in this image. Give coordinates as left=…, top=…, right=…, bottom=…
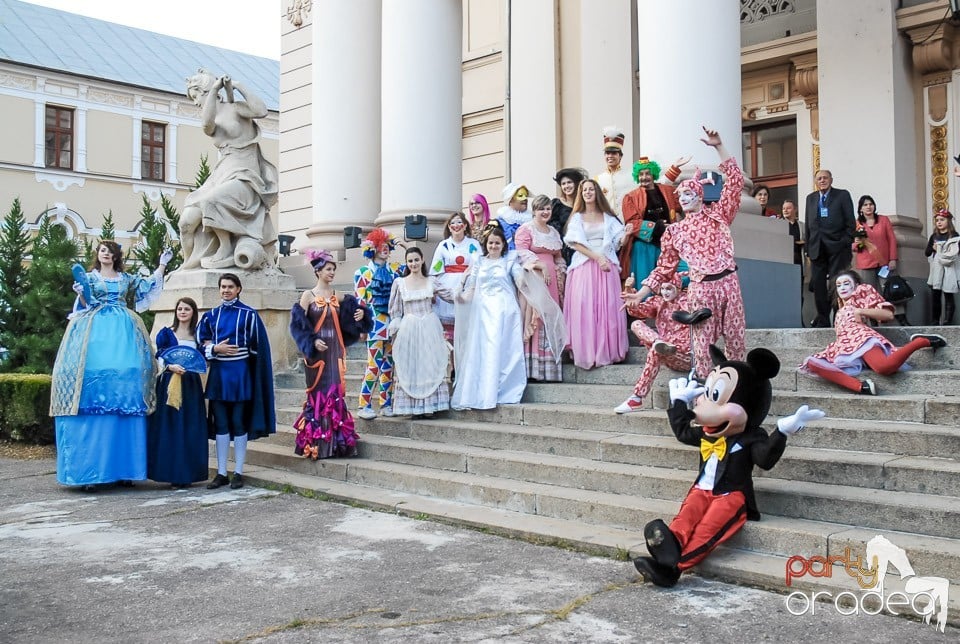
left=199, top=273, right=275, bottom=489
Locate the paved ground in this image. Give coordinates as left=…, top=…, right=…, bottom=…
left=0, top=456, right=954, bottom=643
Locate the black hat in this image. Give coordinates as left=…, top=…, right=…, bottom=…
left=553, top=167, right=588, bottom=185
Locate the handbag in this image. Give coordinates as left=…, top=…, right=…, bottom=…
left=637, top=220, right=657, bottom=243
left=882, top=274, right=914, bottom=304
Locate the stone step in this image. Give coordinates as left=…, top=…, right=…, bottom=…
left=235, top=453, right=960, bottom=589
left=266, top=420, right=960, bottom=496
left=248, top=435, right=960, bottom=539
left=552, top=361, right=957, bottom=396
left=276, top=397, right=960, bottom=457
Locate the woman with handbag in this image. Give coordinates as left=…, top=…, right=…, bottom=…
left=925, top=209, right=960, bottom=325
left=800, top=270, right=946, bottom=395
left=852, top=195, right=898, bottom=292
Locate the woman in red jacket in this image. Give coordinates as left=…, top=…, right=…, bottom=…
left=852, top=195, right=898, bottom=292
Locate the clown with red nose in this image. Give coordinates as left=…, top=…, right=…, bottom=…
left=633, top=345, right=824, bottom=587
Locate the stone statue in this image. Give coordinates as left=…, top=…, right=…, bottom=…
left=180, top=69, right=279, bottom=271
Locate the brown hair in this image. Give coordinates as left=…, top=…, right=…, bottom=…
left=442, top=212, right=469, bottom=239
left=171, top=297, right=199, bottom=336
left=93, top=240, right=124, bottom=272
left=571, top=179, right=615, bottom=216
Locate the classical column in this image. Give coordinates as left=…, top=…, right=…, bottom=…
left=376, top=0, right=462, bottom=239
left=508, top=0, right=559, bottom=192
left=636, top=0, right=795, bottom=327
left=304, top=0, right=381, bottom=250
left=637, top=0, right=741, bottom=169
left=575, top=0, right=635, bottom=173
left=818, top=0, right=925, bottom=278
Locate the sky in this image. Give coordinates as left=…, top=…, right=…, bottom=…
left=20, top=0, right=281, bottom=60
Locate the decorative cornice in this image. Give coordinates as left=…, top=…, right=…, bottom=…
left=132, top=182, right=178, bottom=202
left=0, top=71, right=34, bottom=90
left=35, top=171, right=84, bottom=192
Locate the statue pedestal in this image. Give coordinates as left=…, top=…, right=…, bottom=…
left=151, top=268, right=302, bottom=374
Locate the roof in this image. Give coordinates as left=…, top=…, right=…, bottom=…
left=0, top=0, right=279, bottom=111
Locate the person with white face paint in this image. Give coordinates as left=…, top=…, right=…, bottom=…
left=615, top=273, right=692, bottom=414
left=622, top=127, right=746, bottom=380
left=800, top=269, right=946, bottom=394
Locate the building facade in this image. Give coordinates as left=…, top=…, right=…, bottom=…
left=280, top=0, right=954, bottom=288
left=0, top=0, right=279, bottom=252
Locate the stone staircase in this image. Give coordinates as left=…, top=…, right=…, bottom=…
left=241, top=326, right=960, bottom=622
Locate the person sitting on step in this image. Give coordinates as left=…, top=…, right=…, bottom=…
left=615, top=272, right=691, bottom=414
left=799, top=270, right=946, bottom=395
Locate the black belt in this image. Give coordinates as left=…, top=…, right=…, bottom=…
left=700, top=266, right=737, bottom=282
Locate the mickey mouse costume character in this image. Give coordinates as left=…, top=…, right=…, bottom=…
left=632, top=345, right=824, bottom=587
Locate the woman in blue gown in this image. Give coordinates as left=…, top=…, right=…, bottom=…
left=50, top=241, right=170, bottom=490
left=147, top=297, right=208, bottom=487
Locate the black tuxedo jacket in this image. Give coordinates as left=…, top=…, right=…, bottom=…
left=668, top=404, right=787, bottom=520
left=804, top=187, right=855, bottom=261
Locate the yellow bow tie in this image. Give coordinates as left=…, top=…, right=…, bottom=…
left=700, top=437, right=727, bottom=462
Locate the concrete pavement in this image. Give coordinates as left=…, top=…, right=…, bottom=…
left=0, top=457, right=953, bottom=643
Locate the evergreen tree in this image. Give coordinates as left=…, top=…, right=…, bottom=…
left=80, top=237, right=95, bottom=268
left=0, top=198, right=32, bottom=370
left=194, top=153, right=211, bottom=189
left=159, top=193, right=183, bottom=272
left=12, top=216, right=76, bottom=373
left=100, top=210, right=116, bottom=240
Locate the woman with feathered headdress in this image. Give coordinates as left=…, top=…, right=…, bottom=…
left=289, top=249, right=373, bottom=459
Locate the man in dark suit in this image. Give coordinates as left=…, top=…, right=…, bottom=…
left=804, top=169, right=855, bottom=327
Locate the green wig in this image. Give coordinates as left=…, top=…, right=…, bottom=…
left=632, top=157, right=661, bottom=183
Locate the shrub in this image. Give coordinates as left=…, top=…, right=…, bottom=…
left=0, top=374, right=54, bottom=444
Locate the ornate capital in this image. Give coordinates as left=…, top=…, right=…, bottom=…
left=791, top=53, right=818, bottom=109
left=286, top=0, right=312, bottom=28
left=906, top=23, right=954, bottom=80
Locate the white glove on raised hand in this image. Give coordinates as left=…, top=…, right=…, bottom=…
left=777, top=404, right=825, bottom=436
left=159, top=248, right=174, bottom=266
left=72, top=282, right=84, bottom=295
left=669, top=377, right=705, bottom=406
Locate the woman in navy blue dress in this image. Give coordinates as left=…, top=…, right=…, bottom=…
left=147, top=297, right=209, bottom=487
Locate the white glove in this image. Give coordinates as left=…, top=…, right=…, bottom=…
left=72, top=282, right=84, bottom=295
left=777, top=404, right=825, bottom=436
left=669, top=377, right=705, bottom=405
left=159, top=248, right=174, bottom=266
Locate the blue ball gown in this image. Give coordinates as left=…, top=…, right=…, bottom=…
left=50, top=270, right=162, bottom=486
left=146, top=327, right=208, bottom=485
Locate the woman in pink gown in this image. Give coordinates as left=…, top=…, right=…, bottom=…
left=515, top=195, right=567, bottom=381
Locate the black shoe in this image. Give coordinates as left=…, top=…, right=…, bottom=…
left=230, top=473, right=244, bottom=489
left=206, top=474, right=230, bottom=489
left=860, top=379, right=877, bottom=396
left=633, top=556, right=681, bottom=588
left=910, top=333, right=947, bottom=350
left=810, top=317, right=830, bottom=328
left=116, top=479, right=135, bottom=488
left=80, top=484, right=96, bottom=493
left=171, top=483, right=191, bottom=490
left=644, top=519, right=682, bottom=568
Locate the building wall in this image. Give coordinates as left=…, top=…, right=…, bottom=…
left=0, top=62, right=279, bottom=247
left=279, top=0, right=313, bottom=243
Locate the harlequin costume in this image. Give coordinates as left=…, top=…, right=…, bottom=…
left=642, top=158, right=746, bottom=379
left=633, top=346, right=824, bottom=587
left=354, top=229, right=404, bottom=416
left=800, top=282, right=945, bottom=394
left=616, top=274, right=691, bottom=413
left=619, top=157, right=683, bottom=285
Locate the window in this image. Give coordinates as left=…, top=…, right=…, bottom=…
left=45, top=105, right=73, bottom=170
left=141, top=121, right=166, bottom=181
left=742, top=120, right=799, bottom=213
